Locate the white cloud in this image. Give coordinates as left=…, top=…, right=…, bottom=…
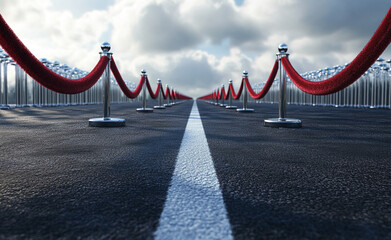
left=1, top=0, right=390, bottom=98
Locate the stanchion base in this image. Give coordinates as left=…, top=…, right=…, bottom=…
left=226, top=105, right=237, bottom=109
left=136, top=107, right=154, bottom=113
left=89, top=117, right=126, bottom=127
left=164, top=104, right=172, bottom=107
left=219, top=104, right=227, bottom=107
left=0, top=105, right=11, bottom=110
left=237, top=108, right=255, bottom=113
left=154, top=105, right=166, bottom=109
left=264, top=118, right=302, bottom=128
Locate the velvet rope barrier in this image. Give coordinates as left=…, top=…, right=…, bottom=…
left=110, top=57, right=144, bottom=99
left=0, top=14, right=108, bottom=94
left=198, top=93, right=213, bottom=100
left=245, top=60, right=278, bottom=99
left=216, top=86, right=229, bottom=100
left=146, top=77, right=161, bottom=99
left=170, top=89, right=175, bottom=100
left=230, top=79, right=244, bottom=100
left=282, top=7, right=391, bottom=95
left=221, top=86, right=229, bottom=100
left=163, top=86, right=171, bottom=99
left=176, top=92, right=192, bottom=100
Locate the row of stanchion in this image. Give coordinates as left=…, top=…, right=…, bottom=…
left=253, top=57, right=391, bottom=109
left=0, top=48, right=136, bottom=109
left=201, top=44, right=302, bottom=128
left=199, top=7, right=391, bottom=128
left=201, top=41, right=391, bottom=128
left=0, top=13, right=191, bottom=127
left=89, top=43, right=190, bottom=127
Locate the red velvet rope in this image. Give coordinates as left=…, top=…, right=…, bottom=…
left=175, top=92, right=192, bottom=100
left=217, top=89, right=221, bottom=100
left=198, top=93, right=213, bottom=100
left=230, top=79, right=244, bottom=100
left=245, top=60, right=278, bottom=99
left=163, top=87, right=171, bottom=99
left=170, top=89, right=175, bottom=99
left=146, top=77, right=161, bottom=99
left=0, top=14, right=108, bottom=94
left=216, top=87, right=229, bottom=100
left=222, top=87, right=229, bottom=100
left=282, top=7, right=391, bottom=95
left=110, top=57, right=144, bottom=99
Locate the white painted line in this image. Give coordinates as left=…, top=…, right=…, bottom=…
left=154, top=101, right=233, bottom=240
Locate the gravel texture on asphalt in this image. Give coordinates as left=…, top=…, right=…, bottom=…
left=0, top=101, right=192, bottom=239
left=198, top=100, right=391, bottom=240
left=1, top=100, right=390, bottom=239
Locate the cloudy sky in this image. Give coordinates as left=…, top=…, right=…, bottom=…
left=0, top=0, right=390, bottom=98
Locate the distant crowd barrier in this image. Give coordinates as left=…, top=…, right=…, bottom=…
left=0, top=14, right=191, bottom=127
left=198, top=7, right=391, bottom=128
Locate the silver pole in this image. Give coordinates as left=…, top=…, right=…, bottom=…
left=101, top=50, right=112, bottom=118
left=226, top=79, right=237, bottom=109
left=154, top=78, right=165, bottom=109
left=278, top=55, right=287, bottom=119
left=237, top=71, right=254, bottom=112
left=220, top=84, right=226, bottom=107
left=89, top=42, right=125, bottom=127
left=164, top=84, right=172, bottom=107
left=264, top=43, right=301, bottom=128
left=142, top=74, right=146, bottom=108
left=215, top=88, right=219, bottom=105
left=137, top=69, right=153, bottom=112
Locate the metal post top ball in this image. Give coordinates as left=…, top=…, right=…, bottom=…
left=229, top=79, right=233, bottom=83
left=278, top=43, right=288, bottom=53
left=243, top=70, right=248, bottom=76
left=157, top=78, right=161, bottom=83
left=101, top=42, right=111, bottom=52
left=377, top=57, right=385, bottom=62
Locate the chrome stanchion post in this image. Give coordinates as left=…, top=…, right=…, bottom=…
left=265, top=43, right=302, bottom=128
left=226, top=79, right=237, bottom=109
left=172, top=89, right=176, bottom=105
left=136, top=69, right=154, bottom=112
left=214, top=88, right=219, bottom=105
left=237, top=71, right=254, bottom=112
left=220, top=84, right=227, bottom=107
left=89, top=42, right=125, bottom=127
left=154, top=78, right=165, bottom=109
left=164, top=84, right=172, bottom=107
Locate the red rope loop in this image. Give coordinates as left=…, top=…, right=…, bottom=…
left=245, top=60, right=278, bottom=99
left=146, top=77, right=161, bottom=99
left=0, top=14, right=108, bottom=94
left=230, top=79, right=244, bottom=100
left=110, top=57, right=144, bottom=99
left=163, top=86, right=171, bottom=99
left=282, top=7, right=391, bottom=95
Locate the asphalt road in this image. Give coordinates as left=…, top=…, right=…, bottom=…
left=198, top=101, right=391, bottom=240
left=0, top=101, right=192, bottom=239
left=0, top=100, right=390, bottom=239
